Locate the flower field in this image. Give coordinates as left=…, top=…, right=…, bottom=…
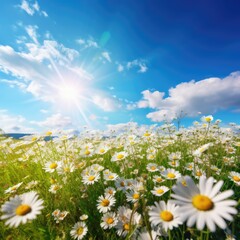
left=0, top=117, right=239, bottom=240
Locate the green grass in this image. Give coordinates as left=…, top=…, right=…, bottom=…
left=0, top=122, right=239, bottom=240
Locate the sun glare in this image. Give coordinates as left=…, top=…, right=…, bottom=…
left=57, top=84, right=80, bottom=102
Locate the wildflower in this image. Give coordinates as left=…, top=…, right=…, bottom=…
left=5, top=182, right=23, bottom=194
left=151, top=186, right=169, bottom=197
left=104, top=172, right=119, bottom=181
left=229, top=171, right=240, bottom=185
left=168, top=152, right=181, bottom=161
left=171, top=176, right=238, bottom=232
left=52, top=209, right=69, bottom=223
left=201, top=115, right=213, bottom=123
left=95, top=144, right=110, bottom=155
left=149, top=201, right=182, bottom=232
left=100, top=212, right=118, bottom=229
left=126, top=190, right=141, bottom=203
left=49, top=184, right=62, bottom=194
left=25, top=181, right=39, bottom=190
left=193, top=143, right=213, bottom=157
left=43, top=161, right=61, bottom=173
left=115, top=206, right=141, bottom=237
left=97, top=194, right=116, bottom=213
left=146, top=163, right=159, bottom=172
left=70, top=221, right=88, bottom=240
left=161, top=168, right=181, bottom=180
left=1, top=191, right=44, bottom=227
left=111, top=151, right=128, bottom=162
left=104, top=187, right=116, bottom=196
left=80, top=214, right=88, bottom=221
left=82, top=172, right=100, bottom=185
left=153, top=175, right=165, bottom=184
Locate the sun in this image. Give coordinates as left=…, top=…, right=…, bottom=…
left=57, top=83, right=80, bottom=102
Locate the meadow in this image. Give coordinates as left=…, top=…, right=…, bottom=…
left=0, top=116, right=239, bottom=240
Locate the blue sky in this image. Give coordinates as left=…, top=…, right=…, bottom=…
left=0, top=0, right=240, bottom=133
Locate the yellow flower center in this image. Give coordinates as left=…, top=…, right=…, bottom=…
left=108, top=175, right=114, bottom=180
left=117, top=154, right=124, bottom=160
left=15, top=204, right=32, bottom=216
left=101, top=199, right=110, bottom=207
left=133, top=193, right=140, bottom=199
left=151, top=166, right=156, bottom=170
left=156, top=189, right=164, bottom=194
left=88, top=176, right=95, bottom=181
left=123, top=223, right=130, bottom=231
left=108, top=190, right=113, bottom=194
left=156, top=177, right=162, bottom=182
left=64, top=167, right=70, bottom=172
left=106, top=217, right=114, bottom=224
left=46, top=131, right=52, bottom=136
left=99, top=149, right=105, bottom=153
left=181, top=181, right=187, bottom=186
left=192, top=195, right=214, bottom=211
left=77, top=227, right=84, bottom=235
left=233, top=176, right=240, bottom=182
left=205, top=117, right=212, bottom=122
left=167, top=173, right=176, bottom=179
left=171, top=161, right=176, bottom=165
left=144, top=132, right=151, bottom=137
left=50, top=163, right=58, bottom=169
left=120, top=181, right=125, bottom=187
left=85, top=150, right=91, bottom=155
left=196, top=171, right=202, bottom=177
left=32, top=136, right=37, bottom=141
left=53, top=185, right=60, bottom=191
left=160, top=211, right=173, bottom=222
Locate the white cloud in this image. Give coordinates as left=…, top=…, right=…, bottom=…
left=92, top=95, right=121, bottom=112
left=0, top=109, right=34, bottom=133
left=127, top=59, right=148, bottom=73
left=40, top=109, right=48, bottom=114
left=102, top=51, right=111, bottom=62
left=137, top=72, right=240, bottom=122
left=25, top=25, right=39, bottom=44
left=116, top=59, right=148, bottom=73
left=31, top=113, right=72, bottom=129
left=19, top=0, right=34, bottom=15
left=76, top=37, right=98, bottom=49
left=0, top=79, right=27, bottom=90
left=138, top=90, right=165, bottom=109
left=18, top=0, right=48, bottom=17
left=117, top=64, right=124, bottom=72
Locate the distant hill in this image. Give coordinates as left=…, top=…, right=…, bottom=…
left=4, top=133, right=32, bottom=139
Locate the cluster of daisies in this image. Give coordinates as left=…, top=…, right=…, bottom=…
left=0, top=115, right=239, bottom=239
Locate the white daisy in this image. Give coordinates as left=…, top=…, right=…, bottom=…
left=43, top=161, right=61, bottom=173
left=146, top=163, right=159, bottom=172
left=229, top=171, right=240, bottom=185
left=126, top=190, right=141, bottom=203
left=148, top=200, right=182, bottom=232
left=171, top=176, right=238, bottom=232
left=151, top=186, right=169, bottom=197
left=5, top=182, right=23, bottom=194
left=1, top=191, right=44, bottom=228
left=97, top=194, right=116, bottom=213
left=70, top=221, right=88, bottom=240
left=82, top=172, right=100, bottom=185
left=104, top=187, right=116, bottom=196
left=111, top=151, right=128, bottom=162
left=100, top=212, right=118, bottom=229
left=153, top=175, right=165, bottom=184
left=161, top=168, right=181, bottom=180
